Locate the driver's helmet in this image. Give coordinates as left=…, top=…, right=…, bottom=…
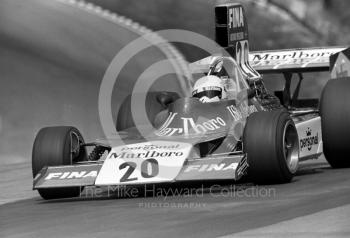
left=192, top=75, right=227, bottom=103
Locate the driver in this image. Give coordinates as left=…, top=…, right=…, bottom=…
left=192, top=75, right=227, bottom=103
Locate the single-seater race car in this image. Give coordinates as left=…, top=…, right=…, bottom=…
left=32, top=3, right=350, bottom=199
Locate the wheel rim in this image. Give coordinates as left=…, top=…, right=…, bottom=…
left=282, top=121, right=299, bottom=174
left=70, top=131, right=81, bottom=163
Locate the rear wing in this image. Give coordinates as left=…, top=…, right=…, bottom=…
left=249, top=47, right=347, bottom=74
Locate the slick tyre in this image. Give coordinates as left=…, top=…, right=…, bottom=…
left=320, top=78, right=350, bottom=168
left=243, top=110, right=299, bottom=184
left=116, top=91, right=179, bottom=131
left=32, top=126, right=87, bottom=200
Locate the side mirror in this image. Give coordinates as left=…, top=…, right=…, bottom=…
left=247, top=88, right=257, bottom=99
left=235, top=89, right=255, bottom=102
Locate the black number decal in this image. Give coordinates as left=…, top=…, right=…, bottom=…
left=236, top=40, right=260, bottom=78
left=141, top=159, right=159, bottom=178
left=236, top=41, right=242, bottom=67
left=119, top=159, right=159, bottom=182
left=119, top=162, right=137, bottom=182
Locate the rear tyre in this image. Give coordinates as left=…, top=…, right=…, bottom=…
left=320, top=78, right=350, bottom=168
left=243, top=110, right=299, bottom=184
left=32, top=126, right=87, bottom=199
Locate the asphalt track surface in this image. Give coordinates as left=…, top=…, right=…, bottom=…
left=0, top=158, right=350, bottom=238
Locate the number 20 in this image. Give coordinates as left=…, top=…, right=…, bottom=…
left=119, top=159, right=159, bottom=182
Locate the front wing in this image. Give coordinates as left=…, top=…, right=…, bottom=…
left=33, top=154, right=247, bottom=189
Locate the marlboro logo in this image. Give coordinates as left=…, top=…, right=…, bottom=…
left=155, top=112, right=227, bottom=137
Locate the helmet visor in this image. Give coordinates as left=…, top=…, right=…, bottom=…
left=192, top=88, right=222, bottom=99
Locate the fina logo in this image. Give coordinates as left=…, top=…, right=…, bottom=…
left=229, top=7, right=244, bottom=29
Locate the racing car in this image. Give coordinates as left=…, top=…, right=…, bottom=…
left=32, top=3, right=350, bottom=199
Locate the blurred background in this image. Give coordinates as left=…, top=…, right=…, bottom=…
left=1, top=0, right=349, bottom=165
left=87, top=0, right=350, bottom=56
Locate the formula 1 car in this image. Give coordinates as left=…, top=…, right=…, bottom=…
left=32, top=3, right=350, bottom=199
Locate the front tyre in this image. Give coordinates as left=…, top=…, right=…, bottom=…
left=32, top=126, right=87, bottom=199
left=243, top=110, right=299, bottom=184
left=320, top=78, right=350, bottom=168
